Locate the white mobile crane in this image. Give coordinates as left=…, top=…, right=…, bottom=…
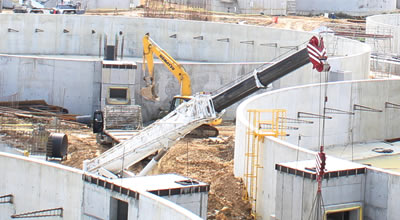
left=86, top=36, right=328, bottom=178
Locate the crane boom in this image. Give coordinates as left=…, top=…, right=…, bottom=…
left=142, top=33, right=192, bottom=101
left=85, top=36, right=327, bottom=177
left=212, top=48, right=310, bottom=112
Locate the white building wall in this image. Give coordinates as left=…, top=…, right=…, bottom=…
left=0, top=152, right=203, bottom=220
left=296, top=0, right=396, bottom=16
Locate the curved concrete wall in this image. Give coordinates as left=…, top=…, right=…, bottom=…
left=236, top=79, right=400, bottom=154
left=0, top=14, right=370, bottom=121
left=0, top=152, right=202, bottom=220
left=296, top=0, right=396, bottom=16
left=0, top=14, right=313, bottom=63
left=234, top=79, right=400, bottom=219
left=367, top=14, right=400, bottom=55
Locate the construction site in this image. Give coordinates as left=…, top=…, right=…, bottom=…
left=1, top=0, right=400, bottom=220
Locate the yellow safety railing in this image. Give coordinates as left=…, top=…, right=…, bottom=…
left=243, top=109, right=287, bottom=218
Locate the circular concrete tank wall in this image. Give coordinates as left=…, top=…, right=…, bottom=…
left=0, top=14, right=370, bottom=121
left=234, top=79, right=400, bottom=219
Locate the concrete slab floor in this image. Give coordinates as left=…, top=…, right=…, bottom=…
left=324, top=141, right=400, bottom=173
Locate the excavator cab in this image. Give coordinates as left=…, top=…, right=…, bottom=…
left=169, top=96, right=191, bottom=112
left=168, top=95, right=221, bottom=138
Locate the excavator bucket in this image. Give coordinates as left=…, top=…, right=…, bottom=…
left=141, top=74, right=159, bottom=101
left=141, top=85, right=159, bottom=101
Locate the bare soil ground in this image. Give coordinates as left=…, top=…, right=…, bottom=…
left=152, top=124, right=252, bottom=219
left=0, top=115, right=248, bottom=219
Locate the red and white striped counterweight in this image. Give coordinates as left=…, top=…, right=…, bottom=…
left=307, top=36, right=330, bottom=72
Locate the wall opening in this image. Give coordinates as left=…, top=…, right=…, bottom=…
left=325, top=206, right=362, bottom=220
left=107, top=87, right=130, bottom=105
left=110, top=197, right=128, bottom=220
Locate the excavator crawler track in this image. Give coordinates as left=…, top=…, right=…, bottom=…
left=185, top=124, right=219, bottom=138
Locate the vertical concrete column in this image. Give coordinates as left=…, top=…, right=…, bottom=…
left=0, top=0, right=3, bottom=13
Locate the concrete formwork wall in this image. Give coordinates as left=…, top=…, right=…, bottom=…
left=364, top=169, right=400, bottom=220
left=366, top=14, right=400, bottom=55
left=253, top=138, right=316, bottom=218
left=0, top=15, right=369, bottom=119
left=0, top=14, right=312, bottom=63
left=237, top=79, right=400, bottom=152
left=275, top=172, right=365, bottom=219
left=0, top=152, right=203, bottom=220
left=101, top=67, right=138, bottom=110
left=234, top=79, right=400, bottom=219
left=0, top=55, right=101, bottom=115
left=296, top=0, right=396, bottom=16
left=0, top=153, right=84, bottom=219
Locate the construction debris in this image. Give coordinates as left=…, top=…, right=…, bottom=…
left=0, top=109, right=251, bottom=218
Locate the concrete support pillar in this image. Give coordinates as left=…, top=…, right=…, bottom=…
left=0, top=0, right=3, bottom=13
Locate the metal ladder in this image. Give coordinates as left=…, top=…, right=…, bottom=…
left=243, top=109, right=287, bottom=218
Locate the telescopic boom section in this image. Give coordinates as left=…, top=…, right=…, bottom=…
left=142, top=33, right=192, bottom=101
left=86, top=36, right=325, bottom=177
left=212, top=48, right=310, bottom=112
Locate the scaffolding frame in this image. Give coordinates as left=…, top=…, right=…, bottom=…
left=243, top=109, right=287, bottom=218
left=143, top=0, right=212, bottom=21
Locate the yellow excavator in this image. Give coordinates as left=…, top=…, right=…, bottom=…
left=141, top=33, right=221, bottom=137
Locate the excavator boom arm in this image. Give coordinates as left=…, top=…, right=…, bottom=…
left=142, top=34, right=192, bottom=98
